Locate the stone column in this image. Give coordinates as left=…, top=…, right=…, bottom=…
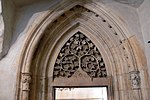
left=21, top=73, right=31, bottom=100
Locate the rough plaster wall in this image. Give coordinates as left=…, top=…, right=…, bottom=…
left=0, top=0, right=146, bottom=99
left=138, top=0, right=150, bottom=77
left=0, top=34, right=24, bottom=100
left=114, top=0, right=144, bottom=7
left=102, top=0, right=143, bottom=46
left=12, top=0, right=61, bottom=43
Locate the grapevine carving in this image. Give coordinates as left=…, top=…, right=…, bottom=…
left=53, top=32, right=107, bottom=79
left=130, top=71, right=141, bottom=89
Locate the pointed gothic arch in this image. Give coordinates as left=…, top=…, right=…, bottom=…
left=53, top=31, right=107, bottom=79
left=16, top=1, right=149, bottom=100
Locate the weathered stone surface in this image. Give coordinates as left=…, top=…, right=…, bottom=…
left=0, top=0, right=149, bottom=100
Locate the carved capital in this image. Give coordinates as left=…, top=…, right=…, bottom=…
left=129, top=71, right=140, bottom=89
left=22, top=73, right=32, bottom=91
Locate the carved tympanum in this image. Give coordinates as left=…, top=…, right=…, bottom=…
left=53, top=32, right=107, bottom=79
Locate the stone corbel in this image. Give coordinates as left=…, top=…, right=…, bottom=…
left=129, top=71, right=141, bottom=89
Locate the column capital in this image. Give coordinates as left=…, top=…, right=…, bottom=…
left=129, top=71, right=141, bottom=89
left=22, top=72, right=32, bottom=91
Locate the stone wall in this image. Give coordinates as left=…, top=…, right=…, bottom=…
left=137, top=0, right=150, bottom=98
left=0, top=0, right=149, bottom=100
left=138, top=0, right=150, bottom=77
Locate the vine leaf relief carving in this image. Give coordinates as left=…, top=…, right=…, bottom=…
left=53, top=32, right=107, bottom=79
left=129, top=71, right=141, bottom=89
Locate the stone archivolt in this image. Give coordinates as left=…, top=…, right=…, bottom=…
left=16, top=1, right=149, bottom=100
left=53, top=32, right=107, bottom=79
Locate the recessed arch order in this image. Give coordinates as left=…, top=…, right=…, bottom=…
left=16, top=0, right=148, bottom=100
